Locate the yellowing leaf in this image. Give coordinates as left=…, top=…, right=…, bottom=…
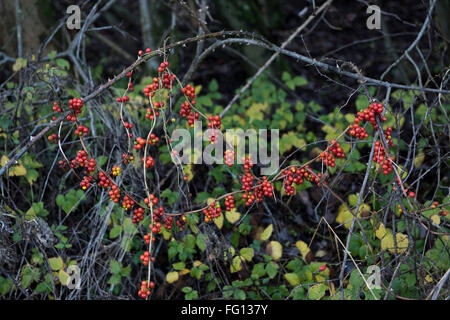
left=336, top=203, right=370, bottom=229
left=162, top=227, right=171, bottom=240
left=375, top=222, right=387, bottom=240
left=296, top=241, right=312, bottom=261
left=193, top=260, right=203, bottom=267
left=179, top=269, right=190, bottom=276
left=308, top=283, right=327, bottom=300
left=1, top=155, right=9, bottom=166
left=213, top=211, right=224, bottom=229
left=284, top=273, right=300, bottom=286
left=260, top=224, right=273, bottom=241
left=230, top=255, right=242, bottom=273
left=425, top=275, right=433, bottom=283
left=247, top=102, right=267, bottom=122
left=48, top=257, right=64, bottom=271
left=381, top=231, right=409, bottom=253
left=225, top=208, right=240, bottom=224
left=266, top=241, right=282, bottom=261
left=9, top=164, right=27, bottom=176
left=430, top=215, right=440, bottom=226
left=58, top=269, right=69, bottom=285
left=414, top=152, right=425, bottom=168
left=166, top=271, right=179, bottom=283
left=239, top=248, right=254, bottom=261
left=12, top=58, right=27, bottom=72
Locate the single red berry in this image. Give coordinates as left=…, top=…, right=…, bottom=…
left=408, top=191, right=415, bottom=198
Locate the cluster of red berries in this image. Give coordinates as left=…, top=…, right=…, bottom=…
left=108, top=184, right=120, bottom=203
left=71, top=150, right=96, bottom=173
left=203, top=202, right=222, bottom=223
left=66, top=98, right=83, bottom=122
left=74, top=125, right=89, bottom=137
left=58, top=159, right=68, bottom=170
left=187, top=111, right=199, bottom=127
left=138, top=48, right=152, bottom=56
left=224, top=195, right=235, bottom=211
left=181, top=84, right=196, bottom=100
left=161, top=72, right=176, bottom=90
left=349, top=102, right=387, bottom=139
left=132, top=207, right=145, bottom=224
left=128, top=82, right=134, bottom=92
left=383, top=126, right=394, bottom=148
left=52, top=101, right=62, bottom=113
left=144, top=194, right=159, bottom=207
left=98, top=171, right=112, bottom=188
left=241, top=156, right=255, bottom=203
left=157, top=61, right=169, bottom=73
left=224, top=150, right=235, bottom=167
left=143, top=156, right=155, bottom=168
left=140, top=251, right=150, bottom=266
left=116, top=95, right=130, bottom=103
left=373, top=141, right=394, bottom=175
left=123, top=121, right=133, bottom=130
left=134, top=135, right=159, bottom=150
left=259, top=176, right=274, bottom=198
left=137, top=280, right=153, bottom=299
left=207, top=116, right=221, bottom=143
left=122, top=195, right=135, bottom=210
left=320, top=140, right=344, bottom=168
left=282, top=165, right=323, bottom=195
left=143, top=77, right=160, bottom=97
left=143, top=233, right=155, bottom=245
left=47, top=134, right=58, bottom=143
left=80, top=175, right=93, bottom=190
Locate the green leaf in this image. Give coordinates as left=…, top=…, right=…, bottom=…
left=109, top=225, right=121, bottom=239
left=48, top=257, right=64, bottom=271
left=266, top=262, right=279, bottom=279
left=240, top=248, right=254, bottom=261
left=196, top=235, right=206, bottom=251
left=308, top=283, right=327, bottom=300
left=234, top=289, right=246, bottom=300
left=284, top=273, right=300, bottom=286
left=173, top=262, right=186, bottom=271
left=108, top=274, right=121, bottom=285
left=110, top=260, right=122, bottom=274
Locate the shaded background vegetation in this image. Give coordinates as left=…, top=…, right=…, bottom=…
left=0, top=0, right=449, bottom=300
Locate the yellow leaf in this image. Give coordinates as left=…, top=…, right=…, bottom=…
left=425, top=275, right=433, bottom=283
left=296, top=240, right=311, bottom=261
left=284, top=273, right=300, bottom=286
left=239, top=248, right=254, bottom=261
left=230, top=256, right=242, bottom=273
left=381, top=231, right=409, bottom=253
left=213, top=211, right=224, bottom=229
left=1, top=155, right=9, bottom=166
left=414, top=152, right=425, bottom=168
left=224, top=247, right=235, bottom=261
left=12, top=58, right=27, bottom=72
left=315, top=275, right=326, bottom=282
left=179, top=268, right=190, bottom=276
left=225, top=208, right=240, bottom=224
left=162, top=227, right=171, bottom=240
left=430, top=214, right=440, bottom=226
left=166, top=271, right=179, bottom=283
left=260, top=224, right=273, bottom=241
left=193, top=260, right=202, bottom=267
left=266, top=241, right=282, bottom=261
left=58, top=269, right=69, bottom=285
left=9, top=164, right=27, bottom=176
left=336, top=203, right=370, bottom=229
left=375, top=222, right=387, bottom=240
left=247, top=102, right=267, bottom=122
